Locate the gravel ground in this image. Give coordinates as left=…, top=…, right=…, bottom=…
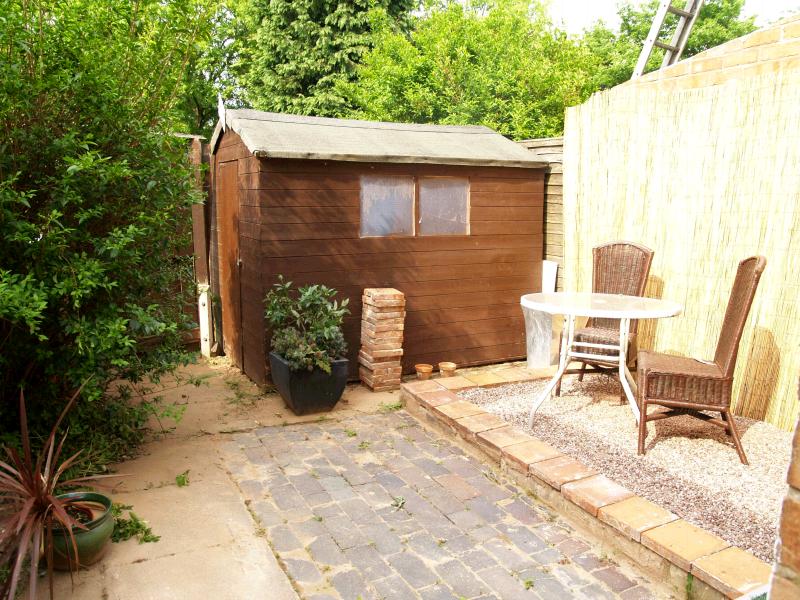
left=458, top=375, right=792, bottom=562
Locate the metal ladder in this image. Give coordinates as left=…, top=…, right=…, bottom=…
left=633, top=0, right=704, bottom=78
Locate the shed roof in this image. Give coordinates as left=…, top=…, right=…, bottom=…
left=210, top=109, right=545, bottom=169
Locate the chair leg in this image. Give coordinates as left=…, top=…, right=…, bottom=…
left=638, top=401, right=647, bottom=455
left=722, top=410, right=749, bottom=465
left=577, top=362, right=586, bottom=382
left=555, top=376, right=562, bottom=397
left=625, top=342, right=636, bottom=402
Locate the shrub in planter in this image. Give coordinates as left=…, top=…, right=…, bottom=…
left=0, top=386, right=118, bottom=599
left=264, top=277, right=350, bottom=414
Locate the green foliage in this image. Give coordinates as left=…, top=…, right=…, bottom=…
left=175, top=470, right=191, bottom=487
left=179, top=0, right=252, bottom=135
left=583, top=0, right=757, bottom=89
left=623, top=0, right=756, bottom=57
left=264, top=276, right=349, bottom=374
left=224, top=377, right=261, bottom=407
left=239, top=0, right=416, bottom=116
left=378, top=400, right=404, bottom=413
left=343, top=0, right=758, bottom=137
left=183, top=0, right=759, bottom=137
left=523, top=578, right=534, bottom=590
left=0, top=0, right=215, bottom=469
left=111, top=504, right=161, bottom=544
left=342, top=0, right=598, bottom=139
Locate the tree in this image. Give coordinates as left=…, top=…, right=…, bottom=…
left=239, top=0, right=416, bottom=116
left=178, top=0, right=251, bottom=136
left=341, top=0, right=597, bottom=139
left=0, top=0, right=215, bottom=464
left=584, top=0, right=757, bottom=89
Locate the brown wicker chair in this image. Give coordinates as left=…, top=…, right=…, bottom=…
left=555, top=241, right=654, bottom=396
left=637, top=256, right=767, bottom=465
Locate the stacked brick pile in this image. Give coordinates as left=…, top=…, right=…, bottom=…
left=771, top=385, right=800, bottom=598
left=359, top=288, right=405, bottom=391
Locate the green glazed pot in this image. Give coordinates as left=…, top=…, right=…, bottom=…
left=50, top=492, right=114, bottom=571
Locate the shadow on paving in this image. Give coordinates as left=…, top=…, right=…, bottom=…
left=223, top=410, right=663, bottom=600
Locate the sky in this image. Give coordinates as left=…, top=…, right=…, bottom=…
left=547, top=1, right=800, bottom=34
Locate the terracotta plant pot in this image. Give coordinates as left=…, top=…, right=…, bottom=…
left=415, top=364, right=433, bottom=380
left=438, top=362, right=457, bottom=378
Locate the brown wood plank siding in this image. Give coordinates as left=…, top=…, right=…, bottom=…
left=236, top=140, right=267, bottom=384
left=212, top=133, right=546, bottom=383
left=239, top=239, right=266, bottom=383
left=520, top=138, right=563, bottom=290
left=216, top=160, right=242, bottom=367
left=252, top=157, right=544, bottom=378
left=211, top=131, right=269, bottom=383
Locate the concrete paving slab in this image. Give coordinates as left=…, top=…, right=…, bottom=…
left=37, top=358, right=299, bottom=600
left=103, top=479, right=251, bottom=565
left=105, top=544, right=295, bottom=600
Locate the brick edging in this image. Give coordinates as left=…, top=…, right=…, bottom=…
left=400, top=376, right=772, bottom=600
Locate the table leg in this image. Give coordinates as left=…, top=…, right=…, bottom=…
left=618, top=317, right=641, bottom=423
left=528, top=314, right=574, bottom=428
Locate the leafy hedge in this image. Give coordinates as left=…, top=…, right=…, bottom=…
left=0, top=0, right=214, bottom=466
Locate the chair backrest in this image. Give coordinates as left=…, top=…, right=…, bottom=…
left=590, top=241, right=654, bottom=332
left=713, top=256, right=767, bottom=378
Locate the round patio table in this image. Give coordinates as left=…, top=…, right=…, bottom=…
left=520, top=292, right=682, bottom=427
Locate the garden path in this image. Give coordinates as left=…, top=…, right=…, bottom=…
left=39, top=358, right=394, bottom=600
left=225, top=411, right=665, bottom=599
left=42, top=359, right=665, bottom=599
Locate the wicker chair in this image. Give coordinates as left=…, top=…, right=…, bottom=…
left=555, top=241, right=654, bottom=396
left=636, top=256, right=767, bottom=465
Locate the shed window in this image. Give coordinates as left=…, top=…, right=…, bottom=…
left=418, top=177, right=470, bottom=235
left=360, top=176, right=415, bottom=237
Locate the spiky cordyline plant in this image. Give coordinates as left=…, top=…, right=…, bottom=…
left=0, top=384, right=114, bottom=600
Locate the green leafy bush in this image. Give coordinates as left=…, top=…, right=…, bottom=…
left=238, top=0, right=414, bottom=117
left=341, top=1, right=598, bottom=139
left=340, top=0, right=757, bottom=139
left=264, top=277, right=349, bottom=373
left=0, top=0, right=215, bottom=467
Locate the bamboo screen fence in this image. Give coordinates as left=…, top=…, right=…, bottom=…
left=563, top=65, right=800, bottom=430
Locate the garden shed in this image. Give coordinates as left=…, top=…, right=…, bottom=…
left=208, top=110, right=547, bottom=384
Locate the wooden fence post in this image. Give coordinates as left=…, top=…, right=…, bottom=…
left=188, top=136, right=212, bottom=357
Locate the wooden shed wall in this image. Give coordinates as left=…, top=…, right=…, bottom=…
left=520, top=137, right=564, bottom=290
left=214, top=130, right=544, bottom=384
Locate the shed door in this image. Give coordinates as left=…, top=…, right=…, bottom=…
left=217, top=160, right=243, bottom=368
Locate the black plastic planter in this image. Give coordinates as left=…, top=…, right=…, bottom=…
left=269, top=352, right=348, bottom=415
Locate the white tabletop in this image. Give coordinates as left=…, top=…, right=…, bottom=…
left=520, top=292, right=682, bottom=319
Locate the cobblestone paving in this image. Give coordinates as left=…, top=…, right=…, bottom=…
left=222, top=411, right=662, bottom=600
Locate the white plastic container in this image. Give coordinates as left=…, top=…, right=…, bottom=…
left=523, top=260, right=559, bottom=368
